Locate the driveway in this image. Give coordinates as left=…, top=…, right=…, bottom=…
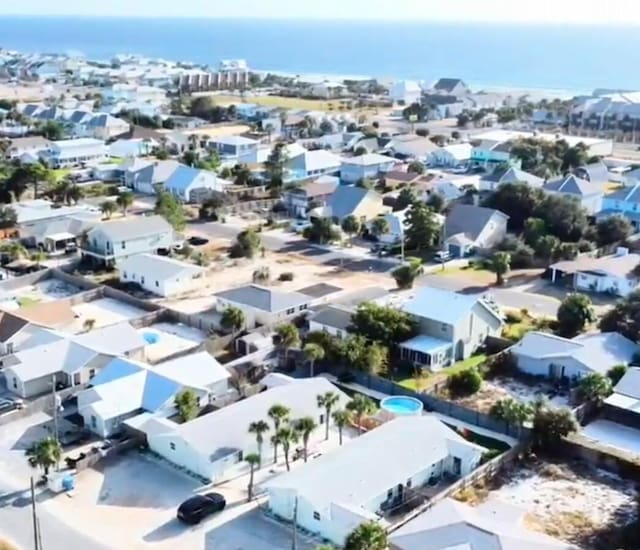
left=205, top=509, right=317, bottom=550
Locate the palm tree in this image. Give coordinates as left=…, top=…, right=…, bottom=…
left=248, top=420, right=270, bottom=466
left=344, top=521, right=388, bottom=550
left=29, top=437, right=62, bottom=476
left=116, top=191, right=134, bottom=215
left=220, top=306, right=245, bottom=338
left=317, top=391, right=339, bottom=440
left=0, top=241, right=27, bottom=262
left=293, top=416, right=317, bottom=463
left=100, top=200, right=117, bottom=220
left=274, top=425, right=298, bottom=471
left=268, top=404, right=290, bottom=463
left=30, top=249, right=46, bottom=269
left=303, top=342, right=325, bottom=377
left=332, top=409, right=351, bottom=445
left=346, top=394, right=375, bottom=435
left=82, top=318, right=96, bottom=332
left=275, top=324, right=300, bottom=367
left=245, top=453, right=261, bottom=501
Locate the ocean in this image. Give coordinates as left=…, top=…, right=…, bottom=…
left=1, top=16, right=640, bottom=94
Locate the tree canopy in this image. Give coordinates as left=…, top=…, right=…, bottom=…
left=230, top=229, right=262, bottom=259
left=596, top=215, right=632, bottom=247
left=154, top=190, right=186, bottom=231
left=403, top=201, right=440, bottom=251
left=557, top=293, right=595, bottom=337
left=349, top=302, right=418, bottom=349
left=303, top=218, right=341, bottom=244
left=599, top=290, right=640, bottom=342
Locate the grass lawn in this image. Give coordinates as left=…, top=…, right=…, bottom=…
left=397, top=354, right=488, bottom=390
left=210, top=94, right=372, bottom=112
left=51, top=168, right=71, bottom=183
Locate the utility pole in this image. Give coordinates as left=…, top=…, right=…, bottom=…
left=30, top=476, right=39, bottom=550
left=291, top=496, right=298, bottom=550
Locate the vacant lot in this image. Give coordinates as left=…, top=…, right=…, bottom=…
left=206, top=93, right=369, bottom=113
left=70, top=298, right=148, bottom=332
left=458, top=458, right=637, bottom=547
left=0, top=279, right=82, bottom=311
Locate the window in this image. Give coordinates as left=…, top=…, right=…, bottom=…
left=141, top=276, right=145, bottom=284
left=155, top=281, right=159, bottom=287
left=12, top=377, right=17, bottom=389
left=91, top=415, right=97, bottom=428
left=6, top=342, right=13, bottom=354
left=121, top=241, right=126, bottom=249
left=386, top=489, right=393, bottom=500
left=89, top=369, right=96, bottom=378
left=169, top=442, right=176, bottom=451
left=406, top=479, right=412, bottom=488
left=237, top=451, right=243, bottom=462
left=313, top=511, right=321, bottom=521
left=319, top=414, right=325, bottom=426
left=73, top=373, right=81, bottom=385
left=286, top=307, right=295, bottom=315
left=122, top=271, right=127, bottom=279
left=441, top=324, right=447, bottom=332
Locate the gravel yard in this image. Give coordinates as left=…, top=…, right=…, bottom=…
left=461, top=459, right=638, bottom=547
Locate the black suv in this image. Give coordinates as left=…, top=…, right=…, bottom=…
left=176, top=493, right=226, bottom=524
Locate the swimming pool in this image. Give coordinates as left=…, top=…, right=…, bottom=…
left=142, top=331, right=160, bottom=345
left=380, top=396, right=424, bottom=418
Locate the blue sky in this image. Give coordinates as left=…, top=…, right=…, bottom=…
left=2, top=0, right=640, bottom=24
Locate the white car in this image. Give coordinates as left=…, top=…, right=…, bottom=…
left=290, top=220, right=312, bottom=233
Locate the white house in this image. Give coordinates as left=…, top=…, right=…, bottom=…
left=5, top=136, right=50, bottom=159
left=429, top=143, right=473, bottom=167
left=341, top=154, right=396, bottom=184
left=443, top=204, right=509, bottom=258
left=288, top=150, right=342, bottom=180
left=109, top=138, right=157, bottom=158
left=208, top=135, right=259, bottom=161
left=265, top=416, right=485, bottom=547
left=39, top=138, right=108, bottom=168
left=549, top=250, right=640, bottom=297
left=119, top=253, right=206, bottom=297
left=510, top=331, right=636, bottom=380
left=103, top=84, right=168, bottom=104
left=141, top=378, right=350, bottom=482
left=77, top=353, right=230, bottom=438
left=390, top=80, right=422, bottom=105
left=163, top=165, right=232, bottom=203
left=80, top=114, right=130, bottom=141
left=389, top=497, right=572, bottom=550
left=0, top=312, right=60, bottom=356
left=215, top=284, right=312, bottom=329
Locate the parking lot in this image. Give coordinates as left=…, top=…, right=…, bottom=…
left=44, top=452, right=315, bottom=550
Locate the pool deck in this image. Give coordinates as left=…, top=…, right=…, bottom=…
left=319, top=373, right=518, bottom=447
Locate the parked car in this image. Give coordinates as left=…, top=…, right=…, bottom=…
left=0, top=398, right=16, bottom=414
left=188, top=236, right=209, bottom=247
left=177, top=493, right=226, bottom=524
left=434, top=250, right=452, bottom=262
left=290, top=219, right=312, bottom=233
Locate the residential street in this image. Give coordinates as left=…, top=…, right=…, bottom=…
left=0, top=478, right=111, bottom=550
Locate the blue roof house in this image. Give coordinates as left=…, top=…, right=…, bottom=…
left=163, top=166, right=232, bottom=203
left=400, top=287, right=503, bottom=370
left=600, top=184, right=640, bottom=228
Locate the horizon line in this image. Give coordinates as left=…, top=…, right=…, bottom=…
left=0, top=14, right=640, bottom=26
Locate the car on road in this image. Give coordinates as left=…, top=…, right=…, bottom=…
left=0, top=397, right=22, bottom=414
left=290, top=219, right=312, bottom=233
left=187, top=236, right=209, bottom=246
left=177, top=492, right=226, bottom=524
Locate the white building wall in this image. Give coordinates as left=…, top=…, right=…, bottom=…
left=575, top=272, right=636, bottom=297
left=307, top=320, right=347, bottom=339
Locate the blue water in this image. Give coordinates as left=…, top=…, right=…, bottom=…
left=381, top=396, right=423, bottom=415
left=142, top=331, right=159, bottom=345
left=1, top=16, right=640, bottom=93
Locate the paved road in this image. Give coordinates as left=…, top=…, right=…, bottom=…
left=189, top=221, right=396, bottom=274
left=0, top=478, right=111, bottom=550
left=418, top=273, right=561, bottom=317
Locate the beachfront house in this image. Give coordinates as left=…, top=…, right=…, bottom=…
left=400, top=287, right=504, bottom=369
left=265, top=416, right=485, bottom=547
left=79, top=215, right=174, bottom=268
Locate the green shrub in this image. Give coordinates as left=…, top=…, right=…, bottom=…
left=447, top=367, right=483, bottom=397
left=504, top=310, right=523, bottom=324
left=279, top=272, right=294, bottom=281
left=483, top=352, right=517, bottom=379
left=607, top=364, right=627, bottom=385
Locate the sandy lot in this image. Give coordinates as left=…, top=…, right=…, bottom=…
left=454, top=377, right=570, bottom=414
left=0, top=279, right=82, bottom=311
left=461, top=459, right=638, bottom=546
left=141, top=322, right=207, bottom=363
left=69, top=298, right=148, bottom=332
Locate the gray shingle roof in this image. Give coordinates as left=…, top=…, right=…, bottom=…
left=310, top=305, right=354, bottom=331
left=444, top=204, right=508, bottom=242
left=433, top=78, right=466, bottom=93
left=575, top=162, right=610, bottom=185
left=215, top=284, right=310, bottom=312
left=91, top=215, right=172, bottom=242
left=543, top=174, right=602, bottom=197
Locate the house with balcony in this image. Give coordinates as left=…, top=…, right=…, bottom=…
left=283, top=176, right=340, bottom=217
left=208, top=135, right=259, bottom=161
left=39, top=138, right=108, bottom=168
left=79, top=215, right=174, bottom=268
left=399, top=287, right=503, bottom=370
left=265, top=416, right=485, bottom=547
left=340, top=154, right=396, bottom=183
